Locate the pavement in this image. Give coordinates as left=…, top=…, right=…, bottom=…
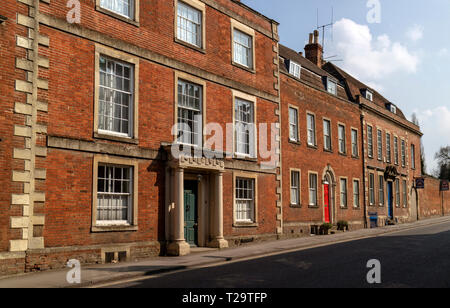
left=1, top=215, right=449, bottom=288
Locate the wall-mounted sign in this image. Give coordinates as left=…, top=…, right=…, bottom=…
left=415, top=178, right=425, bottom=189
left=441, top=180, right=449, bottom=191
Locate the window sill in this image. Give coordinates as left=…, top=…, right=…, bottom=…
left=308, top=205, right=319, bottom=209
left=232, top=62, right=256, bottom=74
left=95, top=6, right=140, bottom=27
left=174, top=38, right=206, bottom=54
left=323, top=148, right=333, bottom=153
left=338, top=152, right=347, bottom=157
left=91, top=225, right=138, bottom=233
left=288, top=140, right=301, bottom=146
left=94, top=132, right=139, bottom=145
left=340, top=206, right=348, bottom=210
left=233, top=222, right=258, bottom=228
left=290, top=204, right=302, bottom=209
left=307, top=144, right=318, bottom=150
left=352, top=155, right=360, bottom=159
left=233, top=154, right=258, bottom=162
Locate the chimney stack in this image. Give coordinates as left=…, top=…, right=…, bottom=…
left=304, top=30, right=323, bottom=67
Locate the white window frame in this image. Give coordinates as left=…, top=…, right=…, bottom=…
left=369, top=173, right=375, bottom=206
left=394, top=136, right=399, bottom=165
left=378, top=174, right=385, bottom=206
left=175, top=0, right=205, bottom=49
left=176, top=79, right=203, bottom=147
left=402, top=179, right=407, bottom=207
left=327, top=78, right=337, bottom=95
left=323, top=119, right=332, bottom=151
left=234, top=175, right=257, bottom=225
left=353, top=179, right=360, bottom=208
left=351, top=128, right=358, bottom=157
left=338, top=124, right=346, bottom=154
left=401, top=139, right=406, bottom=167
left=290, top=170, right=301, bottom=206
left=231, top=20, right=255, bottom=71
left=367, top=125, right=373, bottom=158
left=411, top=144, right=416, bottom=169
left=395, top=179, right=400, bottom=207
left=289, top=61, right=301, bottom=79
left=340, top=178, right=348, bottom=208
left=386, top=133, right=391, bottom=163
left=92, top=155, right=139, bottom=232
left=307, top=113, right=316, bottom=147
left=289, top=106, right=299, bottom=142
left=377, top=129, right=383, bottom=161
left=308, top=172, right=318, bottom=207
left=98, top=0, right=136, bottom=20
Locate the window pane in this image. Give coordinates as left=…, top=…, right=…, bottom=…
left=177, top=80, right=202, bottom=146
left=235, top=98, right=255, bottom=156
left=177, top=2, right=202, bottom=47
left=235, top=178, right=255, bottom=222
left=97, top=165, right=132, bottom=224
left=100, top=0, right=134, bottom=18
left=233, top=29, right=253, bottom=68
left=99, top=56, right=133, bottom=136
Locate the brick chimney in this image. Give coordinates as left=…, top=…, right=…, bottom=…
left=304, top=30, right=323, bottom=67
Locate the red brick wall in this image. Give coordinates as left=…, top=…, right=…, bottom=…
left=362, top=106, right=422, bottom=223
left=280, top=73, right=364, bottom=232
left=418, top=176, right=449, bottom=219
left=39, top=0, right=278, bottom=97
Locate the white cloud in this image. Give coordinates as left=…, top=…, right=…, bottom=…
left=331, top=18, right=420, bottom=84
left=438, top=48, right=449, bottom=57
left=413, top=106, right=450, bottom=172
left=406, top=24, right=424, bottom=42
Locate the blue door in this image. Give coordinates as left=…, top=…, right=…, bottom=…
left=387, top=182, right=393, bottom=219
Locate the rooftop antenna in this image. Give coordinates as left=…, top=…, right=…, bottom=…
left=316, top=7, right=334, bottom=53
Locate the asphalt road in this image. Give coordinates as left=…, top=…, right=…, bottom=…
left=107, top=221, right=450, bottom=288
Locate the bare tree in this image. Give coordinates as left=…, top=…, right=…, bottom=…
left=435, top=146, right=450, bottom=180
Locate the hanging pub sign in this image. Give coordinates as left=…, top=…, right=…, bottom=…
left=441, top=180, right=449, bottom=191
left=415, top=177, right=425, bottom=189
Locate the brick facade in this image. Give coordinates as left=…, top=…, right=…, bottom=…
left=0, top=0, right=446, bottom=276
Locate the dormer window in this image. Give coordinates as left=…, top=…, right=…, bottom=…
left=325, top=77, right=337, bottom=95
left=288, top=60, right=301, bottom=79
left=390, top=105, right=397, bottom=114
left=362, top=89, right=373, bottom=101
left=386, top=103, right=397, bottom=114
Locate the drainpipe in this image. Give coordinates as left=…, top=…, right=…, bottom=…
left=359, top=97, right=368, bottom=229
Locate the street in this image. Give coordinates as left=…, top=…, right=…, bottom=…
left=105, top=221, right=450, bottom=288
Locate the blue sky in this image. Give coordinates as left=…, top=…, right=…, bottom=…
left=243, top=0, right=450, bottom=173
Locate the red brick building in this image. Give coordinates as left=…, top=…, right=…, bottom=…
left=0, top=0, right=282, bottom=274
left=0, top=0, right=446, bottom=276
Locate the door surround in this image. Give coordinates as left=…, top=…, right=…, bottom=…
left=322, top=165, right=336, bottom=224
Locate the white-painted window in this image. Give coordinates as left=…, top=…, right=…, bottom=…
left=351, top=129, right=358, bottom=157
left=177, top=80, right=202, bottom=146
left=309, top=173, right=318, bottom=206
left=338, top=125, right=346, bottom=154
left=177, top=1, right=202, bottom=47
left=100, top=0, right=134, bottom=19
left=353, top=180, right=360, bottom=208
left=323, top=120, right=331, bottom=151
left=327, top=79, right=337, bottom=95
left=289, top=107, right=299, bottom=142
left=291, top=171, right=300, bottom=205
left=386, top=133, right=391, bottom=163
left=307, top=114, right=316, bottom=146
left=233, top=29, right=253, bottom=69
left=365, top=91, right=373, bottom=101
left=403, top=180, right=407, bottom=207
left=235, top=98, right=255, bottom=157
left=97, top=164, right=133, bottom=225
left=369, top=173, right=375, bottom=205
left=401, top=140, right=406, bottom=167
left=99, top=56, right=133, bottom=137
left=368, top=125, right=373, bottom=158
left=340, top=178, right=347, bottom=208
left=394, top=137, right=399, bottom=165
left=235, top=178, right=255, bottom=222
left=395, top=179, right=400, bottom=207
left=377, top=129, right=383, bottom=160
left=378, top=175, right=384, bottom=206
left=289, top=61, right=301, bottom=78
left=411, top=144, right=416, bottom=169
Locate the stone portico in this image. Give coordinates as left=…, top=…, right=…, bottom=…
left=165, top=151, right=229, bottom=256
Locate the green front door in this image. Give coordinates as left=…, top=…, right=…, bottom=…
left=184, top=181, right=198, bottom=246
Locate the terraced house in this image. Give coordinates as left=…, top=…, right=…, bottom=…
left=0, top=0, right=446, bottom=276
